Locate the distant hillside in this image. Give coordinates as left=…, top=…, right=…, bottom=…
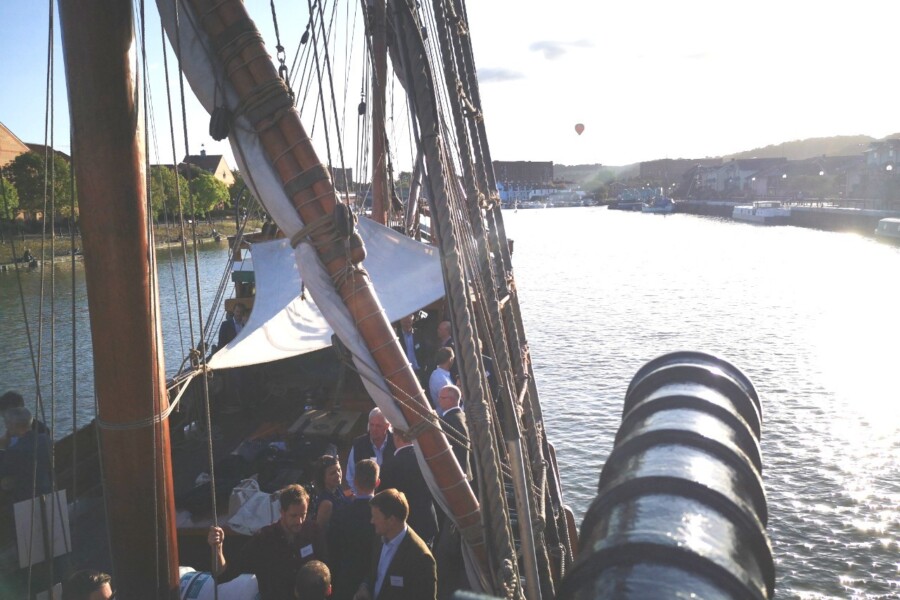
left=550, top=133, right=900, bottom=184
left=723, top=135, right=881, bottom=160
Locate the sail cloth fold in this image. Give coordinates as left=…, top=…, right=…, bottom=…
left=208, top=218, right=442, bottom=369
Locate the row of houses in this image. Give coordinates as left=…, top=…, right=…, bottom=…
left=640, top=140, right=900, bottom=203
left=2, top=121, right=236, bottom=181
left=2, top=121, right=241, bottom=221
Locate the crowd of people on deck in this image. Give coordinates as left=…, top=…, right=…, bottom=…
left=206, top=385, right=474, bottom=599
left=3, top=311, right=491, bottom=599
left=196, top=312, right=480, bottom=599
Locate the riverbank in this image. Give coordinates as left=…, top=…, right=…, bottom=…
left=675, top=200, right=900, bottom=236
left=0, top=219, right=262, bottom=267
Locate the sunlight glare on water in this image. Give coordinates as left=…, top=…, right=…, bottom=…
left=504, top=207, right=900, bottom=599
left=1, top=208, right=898, bottom=597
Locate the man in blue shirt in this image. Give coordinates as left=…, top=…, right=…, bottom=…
left=353, top=488, right=435, bottom=600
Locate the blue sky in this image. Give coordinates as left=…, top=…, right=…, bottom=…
left=2, top=0, right=898, bottom=170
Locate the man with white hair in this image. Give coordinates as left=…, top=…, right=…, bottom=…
left=346, top=407, right=395, bottom=495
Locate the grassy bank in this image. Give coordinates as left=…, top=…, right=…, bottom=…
left=0, top=218, right=264, bottom=265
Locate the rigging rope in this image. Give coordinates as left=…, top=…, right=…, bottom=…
left=138, top=2, right=168, bottom=589
left=168, top=6, right=221, bottom=599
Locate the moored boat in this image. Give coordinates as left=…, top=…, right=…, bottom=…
left=607, top=199, right=644, bottom=211
left=874, top=217, right=900, bottom=240
left=642, top=196, right=675, bottom=214
left=732, top=200, right=791, bottom=225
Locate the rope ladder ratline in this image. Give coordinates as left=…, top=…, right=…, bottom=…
left=388, top=2, right=521, bottom=595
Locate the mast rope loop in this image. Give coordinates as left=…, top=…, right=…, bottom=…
left=200, top=0, right=235, bottom=21
left=95, top=369, right=202, bottom=431
left=333, top=202, right=357, bottom=239
left=272, top=136, right=312, bottom=165
left=225, top=48, right=271, bottom=79
left=405, top=415, right=439, bottom=439
left=425, top=445, right=453, bottom=462
left=330, top=263, right=365, bottom=290
left=96, top=387, right=187, bottom=431
left=288, top=212, right=334, bottom=248
left=292, top=189, right=338, bottom=213
left=283, top=163, right=331, bottom=201
left=234, top=79, right=293, bottom=128
left=318, top=240, right=350, bottom=264
left=254, top=104, right=295, bottom=134
left=210, top=18, right=262, bottom=68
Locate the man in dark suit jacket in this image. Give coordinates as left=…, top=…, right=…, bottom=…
left=216, top=302, right=248, bottom=351
left=377, top=429, right=438, bottom=546
left=395, top=315, right=433, bottom=387
left=353, top=489, right=436, bottom=600
left=208, top=484, right=326, bottom=600
left=0, top=407, right=52, bottom=503
left=436, top=385, right=471, bottom=480
left=329, top=459, right=380, bottom=600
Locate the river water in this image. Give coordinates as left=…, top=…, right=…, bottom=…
left=1, top=208, right=898, bottom=598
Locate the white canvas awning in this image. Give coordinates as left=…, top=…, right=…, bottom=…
left=208, top=218, right=443, bottom=370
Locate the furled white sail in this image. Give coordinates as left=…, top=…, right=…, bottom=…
left=208, top=218, right=442, bottom=369
left=156, top=3, right=489, bottom=591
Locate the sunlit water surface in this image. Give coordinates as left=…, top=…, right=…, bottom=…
left=1, top=208, right=899, bottom=597
left=505, top=208, right=900, bottom=599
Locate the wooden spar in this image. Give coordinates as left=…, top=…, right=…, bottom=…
left=371, top=0, right=390, bottom=225
left=183, top=0, right=487, bottom=569
left=58, top=2, right=179, bottom=598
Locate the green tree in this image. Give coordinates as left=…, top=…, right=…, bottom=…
left=229, top=169, right=258, bottom=211
left=7, top=151, right=74, bottom=218
left=0, top=177, right=20, bottom=220
left=395, top=171, right=412, bottom=188
left=149, top=165, right=189, bottom=220
left=190, top=171, right=229, bottom=217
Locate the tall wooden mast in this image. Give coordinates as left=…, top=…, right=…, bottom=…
left=58, top=1, right=180, bottom=597
left=371, top=0, right=390, bottom=225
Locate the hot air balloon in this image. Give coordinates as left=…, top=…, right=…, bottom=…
left=575, top=123, right=585, bottom=135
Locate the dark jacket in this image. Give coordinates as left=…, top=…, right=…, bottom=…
left=0, top=430, right=52, bottom=503
left=368, top=526, right=436, bottom=600
left=378, top=446, right=438, bottom=545
left=395, top=326, right=433, bottom=374
left=328, top=496, right=376, bottom=600
left=222, top=520, right=325, bottom=600
left=217, top=316, right=237, bottom=351
left=439, top=407, right=471, bottom=480
left=351, top=431, right=396, bottom=466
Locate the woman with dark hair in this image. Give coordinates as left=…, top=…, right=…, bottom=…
left=312, top=454, right=352, bottom=529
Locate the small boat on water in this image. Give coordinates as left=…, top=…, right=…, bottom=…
left=607, top=199, right=644, bottom=211
left=874, top=217, right=900, bottom=241
left=732, top=200, right=792, bottom=225
left=642, top=196, right=675, bottom=214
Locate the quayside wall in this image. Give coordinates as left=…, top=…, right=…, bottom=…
left=676, top=200, right=900, bottom=236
